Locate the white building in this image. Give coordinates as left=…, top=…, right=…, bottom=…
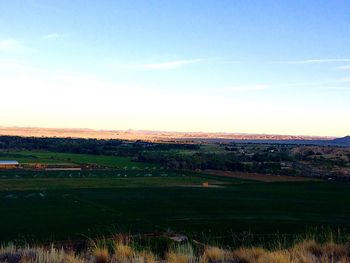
left=0, top=160, right=20, bottom=169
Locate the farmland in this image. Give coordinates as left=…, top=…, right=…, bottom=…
left=1, top=169, right=350, bottom=245
left=0, top=151, right=156, bottom=169
left=1, top=136, right=350, bottom=247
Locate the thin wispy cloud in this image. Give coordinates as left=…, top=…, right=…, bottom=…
left=41, top=33, right=69, bottom=40
left=216, top=59, right=241, bottom=64
left=336, top=65, right=350, bottom=70
left=335, top=77, right=350, bottom=83
left=0, top=38, right=34, bottom=53
left=280, top=78, right=350, bottom=87
left=221, top=79, right=350, bottom=92
left=221, top=84, right=270, bottom=93
left=330, top=87, right=350, bottom=91
left=263, top=78, right=350, bottom=93
left=272, top=59, right=350, bottom=64
left=123, top=59, right=205, bottom=70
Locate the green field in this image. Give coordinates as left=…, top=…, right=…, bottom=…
left=1, top=168, right=350, bottom=244
left=0, top=151, right=157, bottom=168
left=0, top=174, right=232, bottom=190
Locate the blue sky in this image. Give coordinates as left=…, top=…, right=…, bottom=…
left=0, top=0, right=349, bottom=136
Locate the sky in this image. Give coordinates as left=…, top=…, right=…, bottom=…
left=0, top=0, right=349, bottom=137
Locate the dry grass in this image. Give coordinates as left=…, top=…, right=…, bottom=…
left=1, top=238, right=349, bottom=263
left=114, top=243, right=134, bottom=262
left=92, top=247, right=110, bottom=263
left=13, top=247, right=84, bottom=263
left=290, top=240, right=350, bottom=263
left=166, top=251, right=193, bottom=263
left=200, top=246, right=228, bottom=262
left=256, top=250, right=293, bottom=263
left=230, top=240, right=350, bottom=263
left=133, top=251, right=156, bottom=263
left=233, top=247, right=266, bottom=262
left=166, top=243, right=195, bottom=263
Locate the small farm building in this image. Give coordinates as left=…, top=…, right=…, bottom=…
left=0, top=160, right=20, bottom=169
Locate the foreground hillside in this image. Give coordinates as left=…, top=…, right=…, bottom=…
left=1, top=238, right=350, bottom=263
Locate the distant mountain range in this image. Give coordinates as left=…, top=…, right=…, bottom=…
left=0, top=126, right=348, bottom=146
left=332, top=136, right=350, bottom=145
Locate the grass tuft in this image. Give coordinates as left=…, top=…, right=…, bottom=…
left=92, top=247, right=110, bottom=263
left=133, top=251, right=157, bottom=263
left=114, top=243, right=134, bottom=262
left=233, top=247, right=266, bottom=262
left=200, top=246, right=228, bottom=262
left=166, top=243, right=195, bottom=263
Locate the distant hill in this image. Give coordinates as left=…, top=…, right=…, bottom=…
left=0, top=126, right=334, bottom=142
left=332, top=136, right=350, bottom=146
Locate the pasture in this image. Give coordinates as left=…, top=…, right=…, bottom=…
left=0, top=151, right=157, bottom=168
left=1, top=168, right=350, bottom=245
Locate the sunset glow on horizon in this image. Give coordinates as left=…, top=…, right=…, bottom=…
left=1, top=1, right=349, bottom=137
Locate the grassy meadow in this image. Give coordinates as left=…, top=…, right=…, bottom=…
left=1, top=149, right=350, bottom=253
left=0, top=151, right=156, bottom=168
left=1, top=170, right=350, bottom=245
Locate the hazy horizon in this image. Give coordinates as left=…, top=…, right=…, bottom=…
left=1, top=1, right=349, bottom=137
left=0, top=124, right=344, bottom=139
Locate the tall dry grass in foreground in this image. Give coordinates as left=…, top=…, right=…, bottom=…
left=1, top=238, right=349, bottom=263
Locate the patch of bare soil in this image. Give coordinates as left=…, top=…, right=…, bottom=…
left=202, top=170, right=319, bottom=182
left=178, top=184, right=225, bottom=188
